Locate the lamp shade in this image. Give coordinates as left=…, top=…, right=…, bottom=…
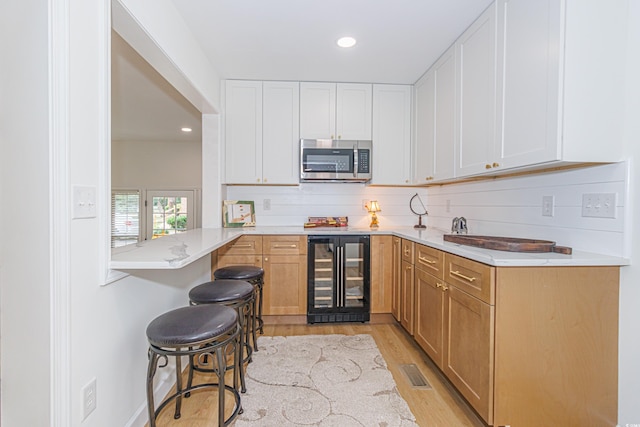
left=368, top=200, right=381, bottom=213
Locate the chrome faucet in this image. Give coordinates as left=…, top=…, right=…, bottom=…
left=451, top=217, right=468, bottom=234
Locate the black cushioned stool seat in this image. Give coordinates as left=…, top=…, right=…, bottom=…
left=213, top=265, right=265, bottom=349
left=146, top=304, right=242, bottom=427
left=189, top=279, right=255, bottom=392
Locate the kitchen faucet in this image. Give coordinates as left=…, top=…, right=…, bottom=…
left=451, top=217, right=468, bottom=234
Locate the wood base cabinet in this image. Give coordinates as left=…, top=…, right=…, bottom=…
left=411, top=248, right=619, bottom=427
left=370, top=236, right=393, bottom=313
left=390, top=237, right=402, bottom=321
left=262, top=235, right=307, bottom=315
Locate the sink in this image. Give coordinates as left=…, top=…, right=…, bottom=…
left=443, top=234, right=572, bottom=254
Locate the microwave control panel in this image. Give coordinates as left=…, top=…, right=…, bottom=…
left=358, top=149, right=370, bottom=174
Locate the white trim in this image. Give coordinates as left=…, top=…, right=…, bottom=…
left=49, top=0, right=71, bottom=424
left=100, top=0, right=113, bottom=285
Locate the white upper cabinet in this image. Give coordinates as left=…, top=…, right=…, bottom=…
left=371, top=84, right=412, bottom=185
left=336, top=83, right=372, bottom=140
left=224, top=80, right=263, bottom=184
left=495, top=0, right=626, bottom=170
left=455, top=3, right=498, bottom=177
left=262, top=81, right=300, bottom=184
left=300, top=82, right=372, bottom=140
left=224, top=80, right=299, bottom=184
left=414, top=45, right=456, bottom=184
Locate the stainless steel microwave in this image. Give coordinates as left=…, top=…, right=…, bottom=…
left=300, top=139, right=372, bottom=182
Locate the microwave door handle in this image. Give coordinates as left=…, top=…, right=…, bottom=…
left=353, top=145, right=358, bottom=178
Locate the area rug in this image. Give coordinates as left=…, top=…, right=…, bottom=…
left=234, top=334, right=419, bottom=426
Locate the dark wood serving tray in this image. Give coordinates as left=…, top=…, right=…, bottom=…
left=443, top=234, right=572, bottom=254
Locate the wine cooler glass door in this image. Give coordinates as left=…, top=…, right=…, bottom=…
left=311, top=240, right=335, bottom=309
left=343, top=241, right=365, bottom=308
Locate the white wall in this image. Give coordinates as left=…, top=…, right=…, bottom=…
left=0, top=0, right=52, bottom=424
left=617, top=2, right=640, bottom=424
left=111, top=139, right=202, bottom=189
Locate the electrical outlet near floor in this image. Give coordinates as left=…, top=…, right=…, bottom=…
left=581, top=193, right=617, bottom=218
left=542, top=195, right=554, bottom=217
left=82, top=378, right=97, bottom=420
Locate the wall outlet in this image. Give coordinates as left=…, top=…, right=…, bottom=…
left=263, top=198, right=271, bottom=211
left=582, top=193, right=617, bottom=218
left=446, top=199, right=451, bottom=213
left=82, top=377, right=97, bottom=420
left=542, top=195, right=554, bottom=217
left=362, top=199, right=369, bottom=211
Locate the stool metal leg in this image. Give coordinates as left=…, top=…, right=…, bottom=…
left=174, top=355, right=183, bottom=419
left=146, top=351, right=160, bottom=427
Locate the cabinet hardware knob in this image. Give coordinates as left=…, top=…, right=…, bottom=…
left=263, top=178, right=268, bottom=182
left=485, top=164, right=492, bottom=169
left=492, top=162, right=500, bottom=168
left=436, top=283, right=443, bottom=288
left=450, top=270, right=477, bottom=282
left=337, top=135, right=341, bottom=139
left=264, top=257, right=268, bottom=262
left=331, top=135, right=335, bottom=139
left=257, top=178, right=261, bottom=182
left=442, top=284, right=449, bottom=291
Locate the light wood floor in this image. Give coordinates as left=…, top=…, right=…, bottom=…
left=150, top=318, right=488, bottom=426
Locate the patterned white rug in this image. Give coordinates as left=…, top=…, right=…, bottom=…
left=234, top=334, right=419, bottom=426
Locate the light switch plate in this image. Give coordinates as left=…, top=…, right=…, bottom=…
left=542, top=196, right=554, bottom=217
left=73, top=185, right=97, bottom=219
left=581, top=193, right=616, bottom=218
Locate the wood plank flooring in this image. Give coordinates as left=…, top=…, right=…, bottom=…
left=150, top=318, right=488, bottom=426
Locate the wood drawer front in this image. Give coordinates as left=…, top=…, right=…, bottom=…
left=401, top=239, right=415, bottom=264
left=445, top=253, right=495, bottom=305
left=416, top=244, right=444, bottom=279
left=219, top=235, right=263, bottom=256
left=263, top=235, right=306, bottom=255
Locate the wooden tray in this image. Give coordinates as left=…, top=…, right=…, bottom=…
left=443, top=234, right=572, bottom=254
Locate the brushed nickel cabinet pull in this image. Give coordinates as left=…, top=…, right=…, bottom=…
left=451, top=270, right=476, bottom=282
left=418, top=256, right=436, bottom=264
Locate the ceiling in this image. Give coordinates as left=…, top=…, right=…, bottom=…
left=111, top=0, right=493, bottom=142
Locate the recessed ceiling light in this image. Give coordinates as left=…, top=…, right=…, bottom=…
left=337, top=36, right=357, bottom=48
left=181, top=127, right=192, bottom=132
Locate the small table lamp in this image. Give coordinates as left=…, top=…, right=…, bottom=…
left=368, top=200, right=381, bottom=228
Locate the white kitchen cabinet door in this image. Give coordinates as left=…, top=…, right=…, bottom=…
left=336, top=83, right=372, bottom=140
left=371, top=84, right=412, bottom=185
left=413, top=70, right=436, bottom=184
left=432, top=46, right=456, bottom=181
left=299, top=82, right=336, bottom=139
left=224, top=80, right=263, bottom=184
left=495, top=0, right=562, bottom=169
left=455, top=2, right=498, bottom=177
left=262, top=81, right=300, bottom=184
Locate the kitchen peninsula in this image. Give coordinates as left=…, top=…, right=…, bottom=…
left=111, top=226, right=627, bottom=426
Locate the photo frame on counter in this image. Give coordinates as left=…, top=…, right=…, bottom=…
left=223, top=200, right=256, bottom=227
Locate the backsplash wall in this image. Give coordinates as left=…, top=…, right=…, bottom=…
left=427, top=162, right=628, bottom=257
left=227, top=161, right=628, bottom=257
left=225, top=184, right=425, bottom=228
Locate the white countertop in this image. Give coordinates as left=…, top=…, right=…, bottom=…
left=110, top=226, right=630, bottom=270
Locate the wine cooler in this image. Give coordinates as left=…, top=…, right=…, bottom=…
left=307, top=235, right=370, bottom=324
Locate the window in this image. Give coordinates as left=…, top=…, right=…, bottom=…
left=146, top=190, right=195, bottom=240
left=111, top=190, right=141, bottom=248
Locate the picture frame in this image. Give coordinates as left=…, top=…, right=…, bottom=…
left=223, top=200, right=256, bottom=227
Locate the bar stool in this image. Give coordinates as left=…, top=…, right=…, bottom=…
left=146, top=304, right=242, bottom=427
left=188, top=279, right=255, bottom=393
left=213, top=265, right=265, bottom=349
